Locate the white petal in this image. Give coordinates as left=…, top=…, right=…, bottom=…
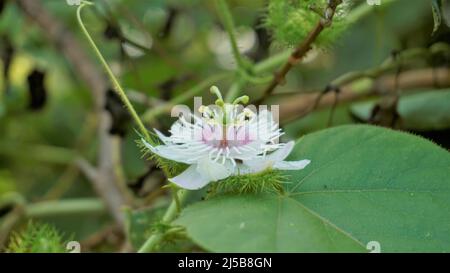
left=170, top=120, right=198, bottom=141
left=242, top=158, right=273, bottom=174
left=233, top=164, right=249, bottom=175
left=153, top=129, right=170, bottom=144
left=142, top=139, right=192, bottom=164
left=169, top=165, right=211, bottom=190
left=254, top=110, right=279, bottom=142
left=196, top=157, right=233, bottom=182
left=266, top=141, right=295, bottom=161
left=273, top=159, right=311, bottom=170
left=169, top=121, right=183, bottom=136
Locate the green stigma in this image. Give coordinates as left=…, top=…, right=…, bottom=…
left=210, top=86, right=224, bottom=107
left=215, top=99, right=225, bottom=107
left=232, top=95, right=249, bottom=105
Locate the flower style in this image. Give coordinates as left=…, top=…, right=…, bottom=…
left=142, top=87, right=311, bottom=190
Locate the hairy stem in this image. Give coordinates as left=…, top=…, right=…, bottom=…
left=77, top=1, right=150, bottom=141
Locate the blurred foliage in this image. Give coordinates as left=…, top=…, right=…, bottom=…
left=0, top=0, right=449, bottom=252
left=176, top=125, right=450, bottom=252
left=265, top=0, right=352, bottom=48
left=351, top=89, right=450, bottom=131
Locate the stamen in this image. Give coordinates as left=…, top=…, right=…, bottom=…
left=270, top=132, right=284, bottom=142
left=198, top=105, right=207, bottom=113
left=209, top=149, right=217, bottom=159
left=191, top=112, right=204, bottom=123
left=244, top=108, right=254, bottom=117
left=230, top=157, right=236, bottom=167
left=225, top=147, right=230, bottom=158
left=213, top=108, right=220, bottom=118
left=214, top=148, right=223, bottom=162
left=241, top=145, right=257, bottom=152
left=160, top=103, right=296, bottom=171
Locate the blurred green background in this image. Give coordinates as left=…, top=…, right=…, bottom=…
left=0, top=0, right=449, bottom=252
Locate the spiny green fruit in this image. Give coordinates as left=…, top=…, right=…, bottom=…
left=209, top=169, right=288, bottom=196
left=265, top=0, right=352, bottom=48
left=7, top=221, right=68, bottom=253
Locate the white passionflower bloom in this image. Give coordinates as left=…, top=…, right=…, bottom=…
left=142, top=87, right=311, bottom=190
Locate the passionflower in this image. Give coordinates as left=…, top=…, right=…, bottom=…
left=142, top=86, right=311, bottom=190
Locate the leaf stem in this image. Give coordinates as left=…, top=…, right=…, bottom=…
left=138, top=189, right=188, bottom=253
left=76, top=1, right=150, bottom=141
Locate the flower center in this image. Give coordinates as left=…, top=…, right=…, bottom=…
left=202, top=124, right=253, bottom=149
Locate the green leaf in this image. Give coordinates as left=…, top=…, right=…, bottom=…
left=351, top=90, right=450, bottom=131
left=176, top=194, right=366, bottom=252
left=176, top=125, right=450, bottom=252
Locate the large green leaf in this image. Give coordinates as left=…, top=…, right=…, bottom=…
left=176, top=125, right=450, bottom=252
left=351, top=90, right=450, bottom=131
